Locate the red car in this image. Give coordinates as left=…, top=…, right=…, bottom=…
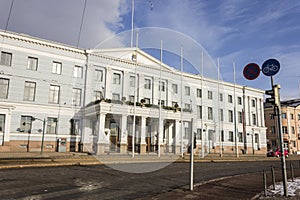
left=267, top=148, right=289, bottom=158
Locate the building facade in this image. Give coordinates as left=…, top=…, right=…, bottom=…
left=265, top=99, right=300, bottom=154
left=0, top=30, right=267, bottom=155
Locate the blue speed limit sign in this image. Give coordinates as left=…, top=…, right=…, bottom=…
left=261, top=59, right=280, bottom=76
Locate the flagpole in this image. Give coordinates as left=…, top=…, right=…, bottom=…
left=158, top=40, right=163, bottom=157
left=200, top=52, right=204, bottom=158
left=217, top=58, right=222, bottom=157
left=130, top=0, right=134, bottom=48
left=132, top=33, right=138, bottom=158
left=233, top=62, right=239, bottom=157
left=180, top=47, right=184, bottom=158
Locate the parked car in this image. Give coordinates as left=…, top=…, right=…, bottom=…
left=267, top=148, right=289, bottom=158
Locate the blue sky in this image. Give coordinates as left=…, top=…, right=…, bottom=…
left=0, top=0, right=300, bottom=99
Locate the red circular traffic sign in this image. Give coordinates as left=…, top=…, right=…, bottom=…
left=243, top=63, right=260, bottom=80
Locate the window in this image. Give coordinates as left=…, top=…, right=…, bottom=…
left=144, top=79, right=151, bottom=89
left=46, top=117, right=57, bottom=134
left=185, top=103, right=191, bottom=110
left=251, top=99, right=256, bottom=107
left=196, top=88, right=202, bottom=98
left=197, top=106, right=202, bottom=119
left=196, top=129, right=202, bottom=140
left=282, top=113, right=287, bottom=119
left=1, top=51, right=12, bottom=66
left=219, top=93, right=223, bottom=101
left=70, top=119, right=80, bottom=135
left=94, top=91, right=102, bottom=101
left=185, top=86, right=190, bottom=96
left=113, top=73, right=121, bottom=84
left=255, top=134, right=259, bottom=143
left=270, top=126, right=275, bottom=134
left=228, top=95, right=233, bottom=103
left=292, top=126, right=295, bottom=134
left=112, top=93, right=120, bottom=101
left=229, top=131, right=234, bottom=142
left=208, top=91, right=213, bottom=99
left=172, top=84, right=178, bottom=94
left=27, top=57, right=38, bottom=71
left=298, top=114, right=300, bottom=121
left=220, top=109, right=224, bottom=121
left=221, top=130, right=224, bottom=142
left=252, top=113, right=257, bottom=125
left=159, top=81, right=165, bottom=92
left=0, top=78, right=9, bottom=99
left=24, top=81, right=36, bottom=101
left=158, top=100, right=165, bottom=106
left=291, top=114, right=294, bottom=120
left=208, top=107, right=213, bottom=120
left=129, top=76, right=135, bottom=87
left=95, top=69, right=103, bottom=81
left=282, top=126, right=288, bottom=134
left=238, top=111, right=242, bottom=123
left=144, top=98, right=150, bottom=104
left=270, top=114, right=274, bottom=119
left=237, top=97, right=242, bottom=105
left=238, top=132, right=243, bottom=142
left=0, top=114, right=5, bottom=133
left=48, top=85, right=60, bottom=104
left=20, top=116, right=33, bottom=133
left=52, top=61, right=62, bottom=75
left=74, top=65, right=83, bottom=78
left=72, top=88, right=81, bottom=106
left=228, top=110, right=233, bottom=122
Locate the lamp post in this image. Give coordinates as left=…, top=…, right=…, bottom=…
left=32, top=117, right=46, bottom=155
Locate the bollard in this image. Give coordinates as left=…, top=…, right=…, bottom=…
left=290, top=163, right=294, bottom=182
left=263, top=170, right=267, bottom=197
left=271, top=166, right=276, bottom=190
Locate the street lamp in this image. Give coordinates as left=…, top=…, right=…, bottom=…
left=31, top=117, right=46, bottom=155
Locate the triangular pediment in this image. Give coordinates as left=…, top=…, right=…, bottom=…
left=90, top=48, right=176, bottom=72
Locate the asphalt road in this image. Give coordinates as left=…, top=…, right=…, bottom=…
left=0, top=160, right=299, bottom=200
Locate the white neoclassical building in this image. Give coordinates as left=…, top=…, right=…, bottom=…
left=0, top=30, right=267, bottom=155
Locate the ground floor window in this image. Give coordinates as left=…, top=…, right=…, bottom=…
left=0, top=114, right=5, bottom=132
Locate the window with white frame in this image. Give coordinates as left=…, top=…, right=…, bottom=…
left=94, top=91, right=102, bottom=101
left=228, top=110, right=233, bottom=122
left=228, top=95, right=233, bottom=103
left=238, top=132, right=243, bottom=142
left=208, top=107, right=213, bottom=120
left=1, top=51, right=12, bottom=66
left=70, top=119, right=80, bottom=135
left=238, top=111, right=242, bottom=123
left=27, top=57, right=38, bottom=71
left=291, top=113, right=294, bottom=120
left=95, top=69, right=103, bottom=82
left=221, top=130, right=224, bottom=142
left=252, top=113, right=257, bottom=125
left=73, top=65, right=83, bottom=78
left=46, top=117, right=57, bottom=134
left=292, top=126, right=295, bottom=134
left=220, top=109, right=224, bottom=121
left=48, top=85, right=60, bottom=104
left=172, top=84, right=178, bottom=94
left=185, top=86, right=190, bottom=96
left=23, top=81, right=36, bottom=101
left=113, top=73, right=121, bottom=84
left=72, top=88, right=82, bottom=106
left=112, top=93, right=120, bottom=101
left=129, top=76, right=135, bottom=87
left=144, top=78, right=151, bottom=89
left=282, top=113, right=287, bottom=119
left=20, top=116, right=33, bottom=133
left=282, top=126, right=288, bottom=134
left=159, top=81, right=165, bottom=92
left=208, top=91, right=213, bottom=99
left=52, top=61, right=62, bottom=75
left=197, top=106, right=202, bottom=119
left=0, top=78, right=9, bottom=99
left=251, top=99, right=256, bottom=107
left=237, top=97, right=242, bottom=105
left=196, top=128, right=202, bottom=140
left=229, top=131, right=234, bottom=142
left=0, top=114, right=5, bottom=133
left=219, top=93, right=223, bottom=101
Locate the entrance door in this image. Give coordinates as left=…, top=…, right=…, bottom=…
left=110, top=122, right=119, bottom=152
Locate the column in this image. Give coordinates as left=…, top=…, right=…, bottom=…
left=82, top=117, right=92, bottom=152
left=120, top=114, right=128, bottom=154
left=97, top=113, right=109, bottom=154
left=140, top=116, right=147, bottom=154
left=175, top=120, right=181, bottom=154
left=159, top=118, right=165, bottom=155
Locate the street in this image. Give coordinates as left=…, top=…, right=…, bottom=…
left=1, top=160, right=299, bottom=199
